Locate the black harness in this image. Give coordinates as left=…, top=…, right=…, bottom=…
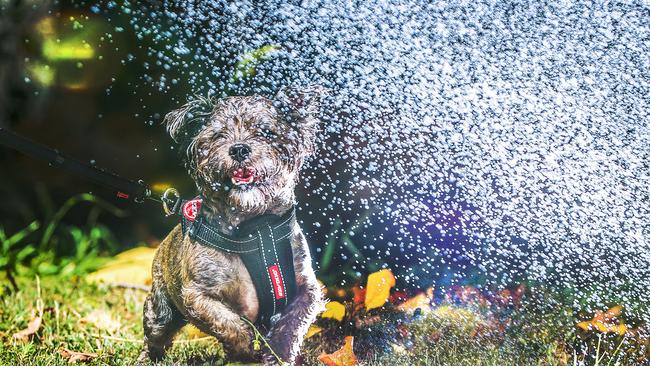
left=177, top=197, right=297, bottom=329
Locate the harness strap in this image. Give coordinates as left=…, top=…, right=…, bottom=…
left=178, top=197, right=297, bottom=329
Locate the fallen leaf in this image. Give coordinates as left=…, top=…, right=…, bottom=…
left=364, top=269, right=395, bottom=311
left=87, top=247, right=157, bottom=286
left=12, top=309, right=42, bottom=342
left=397, top=288, right=434, bottom=313
left=321, top=301, right=346, bottom=321
left=305, top=325, right=323, bottom=339
left=58, top=348, right=98, bottom=363
left=576, top=305, right=628, bottom=336
left=576, top=320, right=591, bottom=331
left=318, top=336, right=357, bottom=366
left=352, top=285, right=365, bottom=306
left=79, top=309, right=121, bottom=333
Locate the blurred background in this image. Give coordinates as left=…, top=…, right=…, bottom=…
left=0, top=0, right=191, bottom=245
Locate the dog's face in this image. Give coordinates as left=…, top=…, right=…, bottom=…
left=165, top=88, right=321, bottom=212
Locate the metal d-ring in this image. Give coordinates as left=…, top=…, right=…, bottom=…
left=162, top=187, right=180, bottom=216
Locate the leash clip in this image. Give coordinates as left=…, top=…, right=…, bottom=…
left=162, top=187, right=180, bottom=216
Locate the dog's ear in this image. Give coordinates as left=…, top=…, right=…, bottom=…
left=273, top=86, right=326, bottom=155
left=273, top=85, right=326, bottom=126
left=164, top=97, right=214, bottom=145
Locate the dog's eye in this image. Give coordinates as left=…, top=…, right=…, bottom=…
left=212, top=132, right=225, bottom=140
left=257, top=127, right=277, bottom=139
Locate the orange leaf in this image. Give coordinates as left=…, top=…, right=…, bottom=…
left=318, top=336, right=357, bottom=366
left=397, top=287, right=433, bottom=313
left=576, top=305, right=628, bottom=335
left=605, top=305, right=623, bottom=319
left=364, top=269, right=396, bottom=310
left=352, top=285, right=366, bottom=306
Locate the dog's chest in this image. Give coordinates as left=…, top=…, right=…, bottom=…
left=177, top=204, right=299, bottom=327
left=182, top=241, right=260, bottom=321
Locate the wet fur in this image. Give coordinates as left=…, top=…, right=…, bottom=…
left=138, top=89, right=326, bottom=365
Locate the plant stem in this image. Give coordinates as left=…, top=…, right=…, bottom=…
left=5, top=268, right=19, bottom=292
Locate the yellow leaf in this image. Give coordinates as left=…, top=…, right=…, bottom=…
left=318, top=336, right=357, bottom=366
left=305, top=325, right=323, bottom=339
left=594, top=321, right=609, bottom=333
left=613, top=324, right=627, bottom=336
left=87, top=247, right=157, bottom=286
left=576, top=321, right=591, bottom=331
left=364, top=269, right=396, bottom=310
left=321, top=301, right=346, bottom=321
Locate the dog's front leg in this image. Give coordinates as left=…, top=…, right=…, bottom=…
left=137, top=285, right=187, bottom=364
left=183, top=288, right=257, bottom=362
left=261, top=280, right=324, bottom=365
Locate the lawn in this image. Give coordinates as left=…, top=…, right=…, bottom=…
left=1, top=274, right=647, bottom=366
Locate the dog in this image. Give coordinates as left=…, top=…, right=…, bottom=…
left=137, top=88, right=326, bottom=365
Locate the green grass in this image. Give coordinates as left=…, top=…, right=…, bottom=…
left=0, top=276, right=227, bottom=365
left=0, top=276, right=647, bottom=366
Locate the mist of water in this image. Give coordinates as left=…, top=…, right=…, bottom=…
left=95, top=0, right=649, bottom=319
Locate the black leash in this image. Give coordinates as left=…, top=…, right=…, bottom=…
left=0, top=127, right=179, bottom=208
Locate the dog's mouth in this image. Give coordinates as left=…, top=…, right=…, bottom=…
left=230, top=167, right=260, bottom=187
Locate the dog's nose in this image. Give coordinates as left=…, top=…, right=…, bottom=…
left=229, top=144, right=252, bottom=162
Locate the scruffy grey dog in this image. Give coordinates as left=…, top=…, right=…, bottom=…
left=137, top=88, right=326, bottom=365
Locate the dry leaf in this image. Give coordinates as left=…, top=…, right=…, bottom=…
left=321, top=301, right=346, bottom=321
left=87, top=247, right=157, bottom=286
left=318, top=336, right=357, bottom=366
left=58, top=348, right=98, bottom=363
left=12, top=309, right=42, bottom=342
left=79, top=309, right=121, bottom=333
left=364, top=269, right=395, bottom=311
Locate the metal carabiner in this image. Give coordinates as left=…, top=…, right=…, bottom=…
left=162, top=187, right=180, bottom=216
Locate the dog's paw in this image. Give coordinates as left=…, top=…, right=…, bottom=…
left=135, top=350, right=152, bottom=366
left=136, top=347, right=164, bottom=366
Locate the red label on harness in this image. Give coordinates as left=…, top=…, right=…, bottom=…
left=268, top=264, right=285, bottom=300
left=182, top=199, right=202, bottom=221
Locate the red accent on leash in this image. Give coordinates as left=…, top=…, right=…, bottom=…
left=182, top=199, right=202, bottom=221
left=116, top=192, right=129, bottom=199
left=268, top=264, right=286, bottom=299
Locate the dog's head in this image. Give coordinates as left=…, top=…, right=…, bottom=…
left=165, top=87, right=323, bottom=213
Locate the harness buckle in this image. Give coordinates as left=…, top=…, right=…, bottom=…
left=162, top=187, right=180, bottom=216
